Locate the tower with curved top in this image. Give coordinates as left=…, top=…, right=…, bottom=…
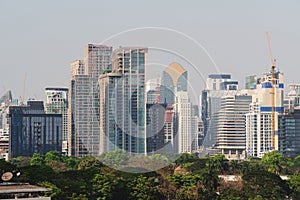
left=160, top=62, right=187, bottom=105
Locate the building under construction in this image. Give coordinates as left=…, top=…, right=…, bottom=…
left=246, top=70, right=284, bottom=158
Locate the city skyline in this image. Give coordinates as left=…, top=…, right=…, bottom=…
left=1, top=1, right=300, bottom=102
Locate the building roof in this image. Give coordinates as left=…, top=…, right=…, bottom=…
left=164, top=62, right=187, bottom=86
left=0, top=183, right=50, bottom=194
left=45, top=87, right=68, bottom=91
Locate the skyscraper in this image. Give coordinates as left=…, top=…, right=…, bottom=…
left=45, top=87, right=68, bottom=154
left=99, top=47, right=147, bottom=155
left=201, top=74, right=238, bottom=153
left=216, top=93, right=252, bottom=160
left=68, top=44, right=112, bottom=157
left=175, top=91, right=196, bottom=153
left=278, top=108, right=300, bottom=158
left=160, top=62, right=187, bottom=105
left=246, top=69, right=284, bottom=158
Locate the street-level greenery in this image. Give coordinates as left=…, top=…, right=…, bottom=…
left=1, top=150, right=300, bottom=199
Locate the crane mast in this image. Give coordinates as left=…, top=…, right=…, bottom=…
left=266, top=32, right=276, bottom=150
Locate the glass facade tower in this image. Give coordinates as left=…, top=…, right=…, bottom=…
left=99, top=47, right=147, bottom=155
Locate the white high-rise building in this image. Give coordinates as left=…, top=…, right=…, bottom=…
left=175, top=91, right=197, bottom=153
left=216, top=92, right=252, bottom=160
left=246, top=70, right=284, bottom=158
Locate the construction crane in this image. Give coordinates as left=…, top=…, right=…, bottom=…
left=266, top=32, right=276, bottom=150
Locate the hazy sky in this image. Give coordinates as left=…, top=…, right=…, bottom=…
left=1, top=0, right=300, bottom=103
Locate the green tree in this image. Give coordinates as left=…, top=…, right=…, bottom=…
left=219, top=188, right=244, bottom=200
left=64, top=156, right=80, bottom=170
left=38, top=181, right=64, bottom=199
left=16, top=165, right=55, bottom=184
left=45, top=151, right=62, bottom=163
left=293, top=155, right=300, bottom=173
left=46, top=160, right=67, bottom=171
left=207, top=154, right=229, bottom=174
left=99, top=150, right=129, bottom=169
left=71, top=193, right=89, bottom=200
left=175, top=153, right=198, bottom=166
left=129, top=175, right=162, bottom=200
left=0, top=159, right=17, bottom=173
left=51, top=169, right=98, bottom=199
left=10, top=156, right=31, bottom=167
left=185, top=158, right=208, bottom=174
left=288, top=173, right=300, bottom=199
left=242, top=170, right=290, bottom=199
left=30, top=153, right=44, bottom=166
left=261, top=151, right=292, bottom=174
left=92, top=173, right=117, bottom=200
left=78, top=156, right=103, bottom=170
left=199, top=169, right=219, bottom=198
left=228, top=160, right=240, bottom=175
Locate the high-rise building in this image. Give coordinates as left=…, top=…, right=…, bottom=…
left=147, top=90, right=157, bottom=104
left=45, top=87, right=68, bottom=154
left=278, top=108, right=300, bottom=158
left=160, top=62, right=187, bottom=105
left=197, top=120, right=205, bottom=148
left=9, top=101, right=62, bottom=158
left=284, top=84, right=300, bottom=112
left=68, top=44, right=112, bottom=157
left=98, top=47, right=147, bottom=155
left=68, top=60, right=89, bottom=156
left=245, top=75, right=256, bottom=90
left=206, top=74, right=238, bottom=91
left=84, top=44, right=113, bottom=78
left=164, top=106, right=175, bottom=152
left=0, top=91, right=13, bottom=160
left=246, top=70, right=284, bottom=158
left=216, top=94, right=252, bottom=160
left=201, top=74, right=238, bottom=153
left=175, top=91, right=195, bottom=153
left=146, top=102, right=167, bottom=154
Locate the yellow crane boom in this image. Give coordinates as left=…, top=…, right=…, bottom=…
left=266, top=32, right=276, bottom=150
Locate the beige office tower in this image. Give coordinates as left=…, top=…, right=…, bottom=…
left=68, top=45, right=112, bottom=157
